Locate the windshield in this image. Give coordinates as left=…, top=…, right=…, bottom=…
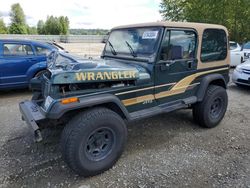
left=104, top=27, right=162, bottom=58
left=243, top=42, right=250, bottom=49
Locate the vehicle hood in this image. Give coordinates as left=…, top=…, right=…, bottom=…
left=243, top=49, right=250, bottom=52
left=237, top=60, right=250, bottom=70
left=49, top=58, right=151, bottom=84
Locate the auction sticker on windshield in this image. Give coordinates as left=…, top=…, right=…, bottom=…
left=142, top=31, right=158, bottom=39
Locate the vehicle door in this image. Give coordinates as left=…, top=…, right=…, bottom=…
left=230, top=43, right=241, bottom=66
left=0, top=42, right=36, bottom=87
left=154, top=28, right=198, bottom=105
left=230, top=50, right=241, bottom=66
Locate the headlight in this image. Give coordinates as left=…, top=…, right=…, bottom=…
left=235, top=66, right=243, bottom=73
left=244, top=53, right=250, bottom=58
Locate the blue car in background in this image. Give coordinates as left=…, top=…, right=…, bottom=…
left=0, top=39, right=63, bottom=90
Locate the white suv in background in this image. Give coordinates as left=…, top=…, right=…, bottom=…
left=241, top=42, right=250, bottom=61
left=232, top=59, right=250, bottom=87
left=230, top=41, right=244, bottom=67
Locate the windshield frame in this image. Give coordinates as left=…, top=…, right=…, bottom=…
left=102, top=26, right=164, bottom=62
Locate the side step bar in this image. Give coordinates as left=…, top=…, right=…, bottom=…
left=130, top=96, right=197, bottom=121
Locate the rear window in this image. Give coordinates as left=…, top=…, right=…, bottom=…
left=3, top=43, right=34, bottom=56
left=201, top=29, right=227, bottom=62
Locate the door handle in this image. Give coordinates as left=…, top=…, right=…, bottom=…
left=160, top=60, right=175, bottom=71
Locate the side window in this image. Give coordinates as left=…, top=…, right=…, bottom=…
left=3, top=44, right=34, bottom=56
left=160, top=30, right=197, bottom=61
left=35, top=46, right=50, bottom=55
left=201, top=29, right=227, bottom=62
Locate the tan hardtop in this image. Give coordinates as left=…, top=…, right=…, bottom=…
left=112, top=21, right=229, bottom=69
left=112, top=21, right=228, bottom=35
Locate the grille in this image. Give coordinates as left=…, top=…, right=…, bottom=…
left=237, top=79, right=250, bottom=84
left=242, top=69, right=250, bottom=75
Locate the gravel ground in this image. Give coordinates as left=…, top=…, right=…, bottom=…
left=0, top=46, right=249, bottom=188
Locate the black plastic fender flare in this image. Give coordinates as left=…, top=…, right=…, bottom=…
left=196, top=73, right=227, bottom=102
left=46, top=93, right=131, bottom=120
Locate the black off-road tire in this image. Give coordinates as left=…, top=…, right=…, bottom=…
left=60, top=107, right=127, bottom=176
left=193, top=85, right=228, bottom=128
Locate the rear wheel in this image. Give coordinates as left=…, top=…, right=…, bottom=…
left=193, top=85, right=228, bottom=128
left=60, top=107, right=127, bottom=176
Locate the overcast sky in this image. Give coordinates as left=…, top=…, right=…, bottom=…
left=0, top=0, right=162, bottom=29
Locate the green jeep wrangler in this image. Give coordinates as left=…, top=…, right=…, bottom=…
left=19, top=22, right=230, bottom=176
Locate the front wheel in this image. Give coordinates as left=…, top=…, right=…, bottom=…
left=60, top=107, right=127, bottom=176
left=34, top=70, right=48, bottom=78
left=193, top=85, right=228, bottom=128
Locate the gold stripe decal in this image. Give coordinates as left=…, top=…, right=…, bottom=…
left=120, top=67, right=228, bottom=106
left=115, top=82, right=176, bottom=96
left=170, top=67, right=228, bottom=92
left=155, top=67, right=228, bottom=99
left=155, top=83, right=200, bottom=99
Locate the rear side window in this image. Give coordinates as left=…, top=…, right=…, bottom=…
left=201, top=29, right=227, bottom=62
left=3, top=43, right=34, bottom=56
left=34, top=46, right=50, bottom=55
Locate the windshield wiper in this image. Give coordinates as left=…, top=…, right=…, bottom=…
left=125, top=41, right=137, bottom=57
left=107, top=41, right=117, bottom=55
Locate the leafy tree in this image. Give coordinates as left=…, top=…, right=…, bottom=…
left=45, top=16, right=61, bottom=34
left=27, top=26, right=37, bottom=34
left=69, top=29, right=109, bottom=35
left=9, top=3, right=27, bottom=34
left=0, top=18, right=8, bottom=34
left=37, top=20, right=45, bottom=34
left=59, top=16, right=69, bottom=35
left=160, top=0, right=187, bottom=21
left=160, top=0, right=250, bottom=42
left=37, top=16, right=70, bottom=35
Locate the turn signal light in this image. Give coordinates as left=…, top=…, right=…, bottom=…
left=61, top=97, right=79, bottom=104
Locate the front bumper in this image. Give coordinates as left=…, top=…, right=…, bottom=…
left=19, top=100, right=46, bottom=142
left=232, top=69, right=250, bottom=86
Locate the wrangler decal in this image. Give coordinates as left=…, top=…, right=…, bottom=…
left=75, top=71, right=137, bottom=81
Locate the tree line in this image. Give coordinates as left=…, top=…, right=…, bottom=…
left=69, top=29, right=109, bottom=35
left=0, top=3, right=69, bottom=35
left=160, top=0, right=250, bottom=43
